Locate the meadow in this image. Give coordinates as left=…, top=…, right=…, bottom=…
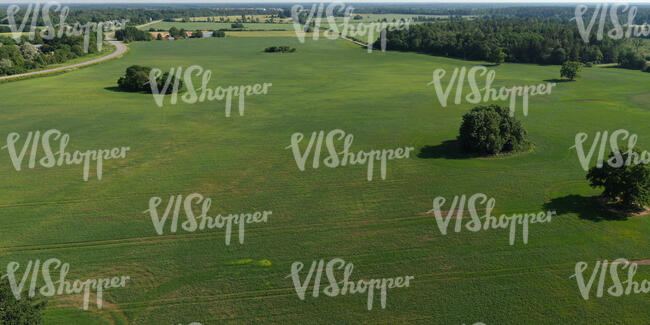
left=0, top=35, right=648, bottom=324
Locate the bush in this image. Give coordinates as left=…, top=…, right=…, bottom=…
left=459, top=105, right=529, bottom=155
left=264, top=46, right=296, bottom=53
left=213, top=30, right=226, bottom=37
left=584, top=62, right=593, bottom=68
left=587, top=147, right=650, bottom=210
left=645, top=65, right=650, bottom=73
left=231, top=23, right=244, bottom=29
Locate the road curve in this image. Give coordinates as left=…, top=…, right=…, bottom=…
left=0, top=40, right=127, bottom=82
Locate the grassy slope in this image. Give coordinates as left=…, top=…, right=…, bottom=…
left=0, top=36, right=648, bottom=324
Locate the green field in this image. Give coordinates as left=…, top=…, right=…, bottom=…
left=142, top=21, right=297, bottom=31
left=0, top=36, right=649, bottom=324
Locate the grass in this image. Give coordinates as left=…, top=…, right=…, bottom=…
left=0, top=36, right=648, bottom=324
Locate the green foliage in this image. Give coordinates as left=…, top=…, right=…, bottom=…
left=458, top=105, right=528, bottom=155
left=587, top=148, right=650, bottom=210
left=231, top=22, right=245, bottom=29
left=115, top=26, right=153, bottom=43
left=377, top=19, right=625, bottom=64
left=489, top=48, right=506, bottom=65
left=117, top=65, right=183, bottom=94
left=192, top=30, right=203, bottom=38
left=213, top=30, right=226, bottom=37
left=156, top=33, right=163, bottom=40
left=617, top=49, right=647, bottom=70
left=0, top=277, right=45, bottom=325
left=264, top=46, right=296, bottom=53
left=117, top=65, right=152, bottom=92
left=0, top=33, right=100, bottom=76
left=560, top=61, right=582, bottom=81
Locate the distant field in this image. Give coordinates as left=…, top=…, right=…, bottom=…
left=0, top=35, right=648, bottom=324
left=142, top=21, right=296, bottom=31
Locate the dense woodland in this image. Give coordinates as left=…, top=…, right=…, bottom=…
left=378, top=18, right=649, bottom=71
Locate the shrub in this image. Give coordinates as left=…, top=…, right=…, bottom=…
left=231, top=23, right=244, bottom=29
left=458, top=105, right=528, bottom=155
left=584, top=62, right=593, bottom=68
left=264, top=46, right=296, bottom=53
left=587, top=147, right=650, bottom=210
left=213, top=30, right=226, bottom=37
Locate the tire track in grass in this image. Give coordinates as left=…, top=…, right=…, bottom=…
left=0, top=208, right=538, bottom=253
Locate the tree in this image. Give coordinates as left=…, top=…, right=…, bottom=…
left=156, top=33, right=163, bottom=40
left=117, top=65, right=152, bottom=92
left=0, top=277, right=46, bottom=324
left=550, top=47, right=567, bottom=65
left=193, top=30, right=203, bottom=38
left=117, top=65, right=183, bottom=94
left=20, top=43, right=38, bottom=61
left=560, top=61, right=582, bottom=81
left=618, top=49, right=646, bottom=70
left=489, top=48, right=506, bottom=65
left=458, top=105, right=528, bottom=155
left=587, top=147, right=650, bottom=210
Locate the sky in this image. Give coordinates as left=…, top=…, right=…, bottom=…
left=1, top=0, right=649, bottom=3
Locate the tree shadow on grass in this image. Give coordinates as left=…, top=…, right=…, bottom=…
left=417, top=139, right=475, bottom=159
left=543, top=79, right=574, bottom=83
left=104, top=86, right=153, bottom=94
left=543, top=195, right=628, bottom=222
left=104, top=86, right=127, bottom=92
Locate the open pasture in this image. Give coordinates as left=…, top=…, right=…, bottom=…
left=0, top=35, right=648, bottom=324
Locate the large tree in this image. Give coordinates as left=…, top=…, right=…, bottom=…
left=458, top=105, right=528, bottom=155
left=560, top=61, right=582, bottom=81
left=587, top=148, right=650, bottom=210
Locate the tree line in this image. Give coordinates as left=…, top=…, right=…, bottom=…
left=377, top=18, right=648, bottom=71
